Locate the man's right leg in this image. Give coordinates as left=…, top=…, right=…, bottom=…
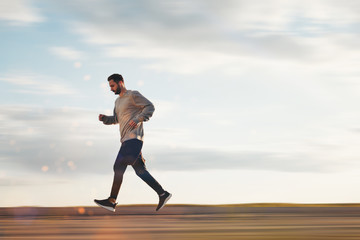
left=110, top=151, right=129, bottom=201
left=110, top=139, right=143, bottom=200
left=94, top=147, right=129, bottom=212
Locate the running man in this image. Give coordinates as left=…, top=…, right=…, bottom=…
left=94, top=74, right=171, bottom=212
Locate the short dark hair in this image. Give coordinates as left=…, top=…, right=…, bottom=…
left=108, top=73, right=124, bottom=83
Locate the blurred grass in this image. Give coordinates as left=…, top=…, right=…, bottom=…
left=2, top=204, right=360, bottom=240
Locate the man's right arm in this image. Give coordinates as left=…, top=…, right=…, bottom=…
left=99, top=108, right=118, bottom=125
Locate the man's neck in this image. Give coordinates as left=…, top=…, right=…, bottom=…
left=119, top=87, right=127, bottom=97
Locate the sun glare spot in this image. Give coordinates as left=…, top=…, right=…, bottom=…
left=67, top=161, right=76, bottom=170
left=84, top=75, right=91, bottom=81
left=0, top=171, right=6, bottom=178
left=41, top=165, right=49, bottom=172
left=77, top=207, right=86, bottom=215
left=137, top=80, right=144, bottom=87
left=26, top=128, right=35, bottom=134
left=74, top=62, right=82, bottom=68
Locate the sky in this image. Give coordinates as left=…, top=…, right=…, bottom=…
left=1, top=0, right=360, bottom=207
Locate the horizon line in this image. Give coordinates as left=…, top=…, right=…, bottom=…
left=3, top=202, right=360, bottom=208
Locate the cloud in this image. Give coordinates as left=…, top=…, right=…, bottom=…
left=49, top=47, right=84, bottom=61
left=147, top=147, right=337, bottom=173
left=206, top=0, right=360, bottom=32
left=0, top=73, right=77, bottom=95
left=0, top=105, right=115, bottom=175
left=51, top=0, right=360, bottom=75
left=1, top=0, right=360, bottom=176
left=0, top=0, right=45, bottom=25
left=2, top=105, right=359, bottom=176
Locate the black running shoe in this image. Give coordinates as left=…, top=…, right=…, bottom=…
left=156, top=191, right=172, bottom=211
left=94, top=198, right=117, bottom=212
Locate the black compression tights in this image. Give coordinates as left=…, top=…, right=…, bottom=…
left=110, top=139, right=165, bottom=199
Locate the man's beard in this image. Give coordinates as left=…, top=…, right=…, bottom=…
left=114, top=85, right=121, bottom=95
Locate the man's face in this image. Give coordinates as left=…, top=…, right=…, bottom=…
left=109, top=79, right=121, bottom=95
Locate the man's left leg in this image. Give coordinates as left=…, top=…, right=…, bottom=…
left=132, top=153, right=172, bottom=211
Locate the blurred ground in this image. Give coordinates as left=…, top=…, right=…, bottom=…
left=1, top=204, right=360, bottom=239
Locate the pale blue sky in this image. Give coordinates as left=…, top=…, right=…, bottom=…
left=1, top=0, right=360, bottom=207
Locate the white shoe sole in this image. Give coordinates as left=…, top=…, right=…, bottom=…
left=94, top=201, right=116, bottom=212
left=157, top=193, right=172, bottom=211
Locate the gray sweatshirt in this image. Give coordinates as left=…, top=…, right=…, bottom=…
left=101, top=90, right=155, bottom=143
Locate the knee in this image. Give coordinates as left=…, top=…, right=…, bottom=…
left=135, top=168, right=147, bottom=176
left=113, top=162, right=126, bottom=173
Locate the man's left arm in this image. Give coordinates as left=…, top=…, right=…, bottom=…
left=131, top=91, right=155, bottom=124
